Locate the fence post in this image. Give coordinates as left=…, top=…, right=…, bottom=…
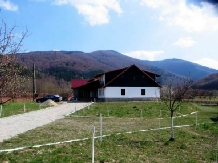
left=159, top=109, right=162, bottom=130
left=216, top=138, right=218, bottom=163
left=92, top=126, right=95, bottom=163
left=140, top=109, right=143, bottom=118
left=100, top=113, right=102, bottom=142
left=107, top=107, right=109, bottom=117
left=23, top=104, right=26, bottom=113
left=0, top=105, right=2, bottom=117
left=83, top=105, right=85, bottom=113
left=196, top=111, right=198, bottom=126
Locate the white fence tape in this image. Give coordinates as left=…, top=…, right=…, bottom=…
left=0, top=110, right=202, bottom=153
left=0, top=124, right=194, bottom=153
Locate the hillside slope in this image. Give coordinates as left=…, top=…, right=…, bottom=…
left=144, top=59, right=218, bottom=81
left=17, top=50, right=216, bottom=86
left=17, top=50, right=181, bottom=84
left=192, top=72, right=218, bottom=90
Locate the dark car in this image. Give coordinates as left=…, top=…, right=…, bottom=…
left=36, top=94, right=62, bottom=103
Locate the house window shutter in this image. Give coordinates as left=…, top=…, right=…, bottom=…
left=121, top=89, right=125, bottom=95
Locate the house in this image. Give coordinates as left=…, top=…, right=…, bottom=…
left=71, top=65, right=161, bottom=102
left=71, top=79, right=88, bottom=100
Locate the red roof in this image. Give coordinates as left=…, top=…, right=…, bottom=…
left=71, top=79, right=88, bottom=89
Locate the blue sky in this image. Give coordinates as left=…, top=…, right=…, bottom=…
left=1, top=0, right=218, bottom=70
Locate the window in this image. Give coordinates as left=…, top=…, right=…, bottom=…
left=121, top=89, right=125, bottom=95
left=141, top=89, right=145, bottom=95
left=99, top=89, right=104, bottom=96
left=99, top=75, right=104, bottom=82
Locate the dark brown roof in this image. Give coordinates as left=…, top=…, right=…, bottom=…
left=102, top=65, right=161, bottom=88
left=72, top=65, right=161, bottom=89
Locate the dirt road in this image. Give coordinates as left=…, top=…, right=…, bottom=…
left=0, top=102, right=90, bottom=142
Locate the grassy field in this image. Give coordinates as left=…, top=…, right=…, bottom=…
left=0, top=101, right=47, bottom=118
left=0, top=101, right=217, bottom=163
left=188, top=96, right=218, bottom=104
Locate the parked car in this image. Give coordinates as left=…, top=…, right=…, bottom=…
left=36, top=94, right=62, bottom=103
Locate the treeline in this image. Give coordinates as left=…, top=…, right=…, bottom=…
left=43, top=67, right=104, bottom=81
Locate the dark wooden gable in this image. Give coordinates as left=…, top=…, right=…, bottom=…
left=104, top=68, right=126, bottom=84
left=104, top=65, right=160, bottom=87
left=142, top=70, right=160, bottom=81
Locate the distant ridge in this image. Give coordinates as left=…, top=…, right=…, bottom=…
left=17, top=50, right=217, bottom=87
left=192, top=72, right=218, bottom=90
left=144, top=58, right=217, bottom=81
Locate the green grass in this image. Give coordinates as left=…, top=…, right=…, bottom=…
left=73, top=102, right=198, bottom=118
left=0, top=101, right=47, bottom=118
left=0, top=102, right=217, bottom=163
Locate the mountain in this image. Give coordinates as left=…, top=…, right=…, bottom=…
left=17, top=50, right=179, bottom=84
left=192, top=72, right=218, bottom=90
left=144, top=59, right=218, bottom=81
left=17, top=50, right=216, bottom=86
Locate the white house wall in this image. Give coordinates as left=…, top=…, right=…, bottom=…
left=98, top=87, right=160, bottom=98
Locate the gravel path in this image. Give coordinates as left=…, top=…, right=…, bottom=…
left=0, top=102, right=90, bottom=142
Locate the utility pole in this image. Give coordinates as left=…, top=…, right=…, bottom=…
left=33, top=63, right=36, bottom=101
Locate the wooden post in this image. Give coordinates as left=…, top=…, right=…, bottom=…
left=32, top=63, right=36, bottom=102
left=92, top=126, right=95, bottom=163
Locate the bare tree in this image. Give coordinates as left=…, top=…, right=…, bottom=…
left=0, top=19, right=28, bottom=104
left=161, top=77, right=193, bottom=141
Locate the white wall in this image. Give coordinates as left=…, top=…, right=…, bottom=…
left=98, top=87, right=160, bottom=98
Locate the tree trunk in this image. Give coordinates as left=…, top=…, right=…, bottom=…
left=170, top=110, right=175, bottom=141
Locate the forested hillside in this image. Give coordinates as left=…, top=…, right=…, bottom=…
left=17, top=50, right=181, bottom=84
left=17, top=50, right=218, bottom=90
left=192, top=73, right=218, bottom=90
left=13, top=50, right=218, bottom=97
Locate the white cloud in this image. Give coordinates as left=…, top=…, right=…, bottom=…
left=0, top=0, right=18, bottom=11
left=53, top=0, right=123, bottom=26
left=173, top=37, right=196, bottom=47
left=140, top=0, right=218, bottom=33
left=193, top=58, right=218, bottom=70
left=124, top=50, right=164, bottom=61
left=76, top=4, right=109, bottom=25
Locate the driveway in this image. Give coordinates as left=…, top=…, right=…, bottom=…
left=0, top=102, right=90, bottom=142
